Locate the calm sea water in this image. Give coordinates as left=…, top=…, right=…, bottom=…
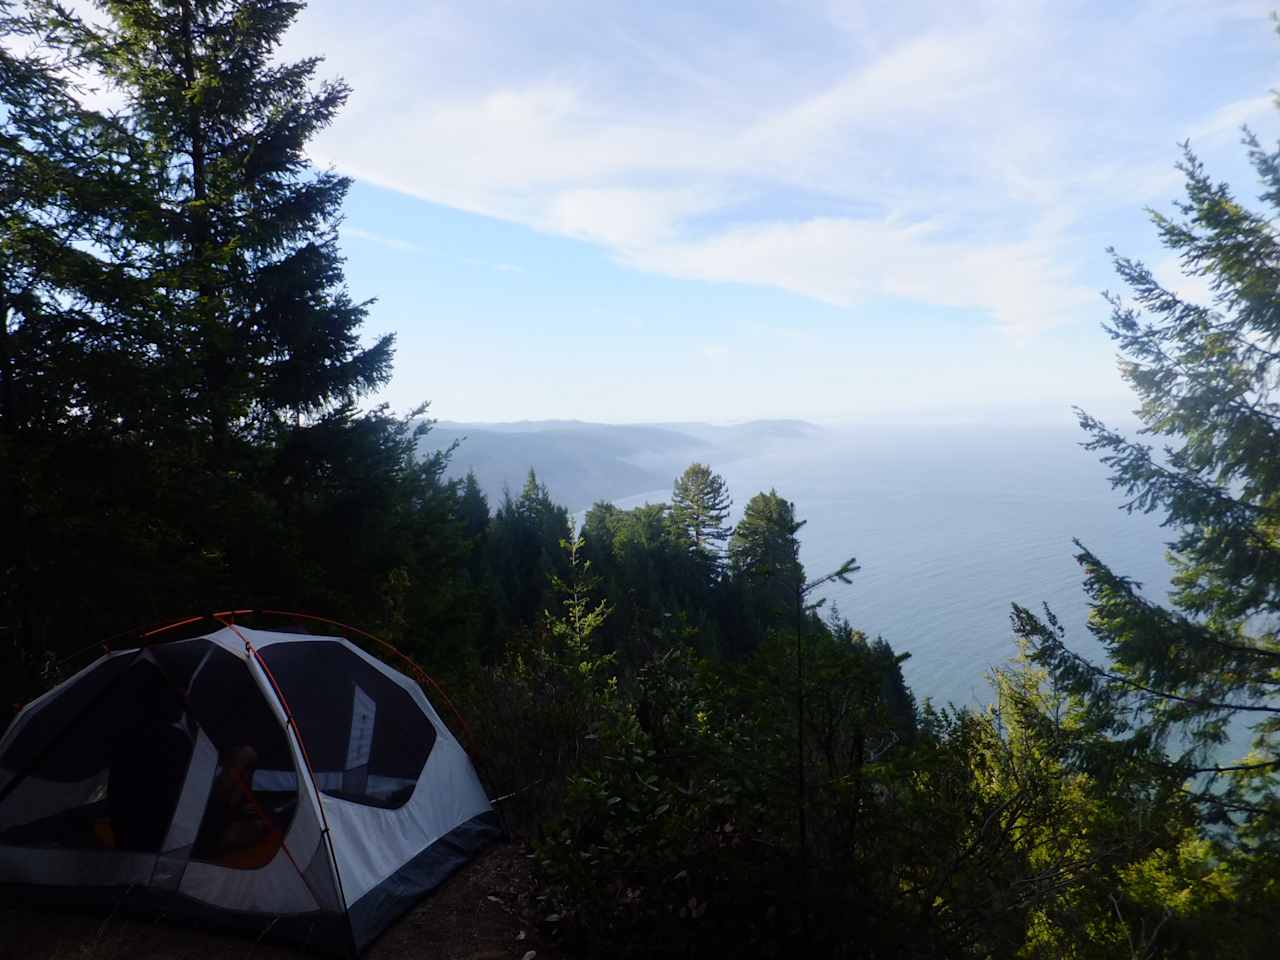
left=616, top=424, right=1177, bottom=710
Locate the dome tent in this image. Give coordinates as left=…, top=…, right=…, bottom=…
left=0, top=615, right=501, bottom=955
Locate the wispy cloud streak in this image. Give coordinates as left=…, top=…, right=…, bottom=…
left=281, top=0, right=1279, bottom=334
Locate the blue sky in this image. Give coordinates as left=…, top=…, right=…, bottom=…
left=277, top=0, right=1280, bottom=424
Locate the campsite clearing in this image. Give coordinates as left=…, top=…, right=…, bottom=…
left=0, top=842, right=557, bottom=960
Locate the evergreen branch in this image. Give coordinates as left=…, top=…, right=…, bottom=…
left=1050, top=639, right=1280, bottom=714
left=1174, top=784, right=1280, bottom=819
left=1176, top=759, right=1280, bottom=774
left=802, top=556, right=860, bottom=598
left=1077, top=411, right=1273, bottom=526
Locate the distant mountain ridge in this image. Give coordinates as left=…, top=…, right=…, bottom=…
left=418, top=419, right=821, bottom=512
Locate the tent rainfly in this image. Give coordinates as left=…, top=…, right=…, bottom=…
left=0, top=621, right=501, bottom=955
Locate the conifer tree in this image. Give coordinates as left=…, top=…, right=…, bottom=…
left=43, top=0, right=393, bottom=447
left=727, top=490, right=806, bottom=655
left=670, top=462, right=733, bottom=569
left=1, top=2, right=148, bottom=439
left=1019, top=133, right=1280, bottom=838
left=1, top=2, right=157, bottom=698
left=729, top=489, right=804, bottom=588
left=459, top=471, right=491, bottom=541
left=2, top=0, right=460, bottom=671
left=487, top=470, right=572, bottom=640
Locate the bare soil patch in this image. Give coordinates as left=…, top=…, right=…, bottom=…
left=0, top=843, right=558, bottom=960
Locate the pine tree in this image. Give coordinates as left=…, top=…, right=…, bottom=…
left=487, top=470, right=572, bottom=641
left=729, top=489, right=804, bottom=586
left=44, top=0, right=394, bottom=447
left=544, top=535, right=612, bottom=672
left=3, top=0, right=460, bottom=672
left=1, top=2, right=157, bottom=702
left=727, top=489, right=806, bottom=655
left=1018, top=133, right=1280, bottom=838
left=1, top=2, right=148, bottom=439
left=670, top=462, right=733, bottom=570
left=47, top=0, right=399, bottom=586
left=459, top=471, right=491, bottom=541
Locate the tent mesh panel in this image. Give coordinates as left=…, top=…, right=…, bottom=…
left=259, top=641, right=437, bottom=809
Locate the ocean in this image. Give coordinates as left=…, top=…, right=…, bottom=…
left=615, top=423, right=1177, bottom=710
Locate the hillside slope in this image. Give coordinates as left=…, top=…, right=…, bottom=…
left=420, top=419, right=819, bottom=511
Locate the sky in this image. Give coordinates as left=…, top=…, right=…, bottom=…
left=66, top=1, right=1280, bottom=424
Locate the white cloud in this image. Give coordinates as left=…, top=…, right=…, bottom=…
left=631, top=215, right=1092, bottom=334
left=1187, top=92, right=1276, bottom=146
left=743, top=29, right=1001, bottom=154
left=545, top=186, right=726, bottom=249
left=343, top=226, right=427, bottom=253
left=291, top=5, right=1114, bottom=333
left=29, top=0, right=1270, bottom=339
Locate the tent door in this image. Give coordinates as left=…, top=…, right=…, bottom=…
left=151, top=728, right=217, bottom=891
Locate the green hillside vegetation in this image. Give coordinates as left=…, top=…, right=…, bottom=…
left=2, top=1, right=1278, bottom=957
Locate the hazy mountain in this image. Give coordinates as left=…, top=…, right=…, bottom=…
left=419, top=419, right=821, bottom=512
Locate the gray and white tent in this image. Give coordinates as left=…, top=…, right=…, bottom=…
left=0, top=621, right=501, bottom=955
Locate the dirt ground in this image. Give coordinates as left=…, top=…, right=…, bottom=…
left=0, top=843, right=559, bottom=960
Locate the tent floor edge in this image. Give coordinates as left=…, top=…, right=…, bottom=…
left=0, top=881, right=352, bottom=956
left=347, top=810, right=504, bottom=954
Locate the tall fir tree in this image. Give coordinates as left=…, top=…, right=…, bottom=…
left=46, top=0, right=394, bottom=446
left=1, top=0, right=469, bottom=692
left=729, top=489, right=804, bottom=587
left=670, top=462, right=733, bottom=573
left=727, top=489, right=806, bottom=656
left=1, top=1, right=149, bottom=440
left=486, top=470, right=572, bottom=646
left=1018, top=132, right=1280, bottom=843
left=459, top=471, right=491, bottom=541
left=1, top=2, right=159, bottom=702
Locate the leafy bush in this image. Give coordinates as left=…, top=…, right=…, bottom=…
left=458, top=536, right=616, bottom=836
left=531, top=620, right=936, bottom=956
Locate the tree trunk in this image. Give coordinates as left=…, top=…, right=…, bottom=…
left=0, top=291, right=35, bottom=689
left=178, top=0, right=227, bottom=452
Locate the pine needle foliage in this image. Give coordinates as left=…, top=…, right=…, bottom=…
left=1019, top=133, right=1280, bottom=839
